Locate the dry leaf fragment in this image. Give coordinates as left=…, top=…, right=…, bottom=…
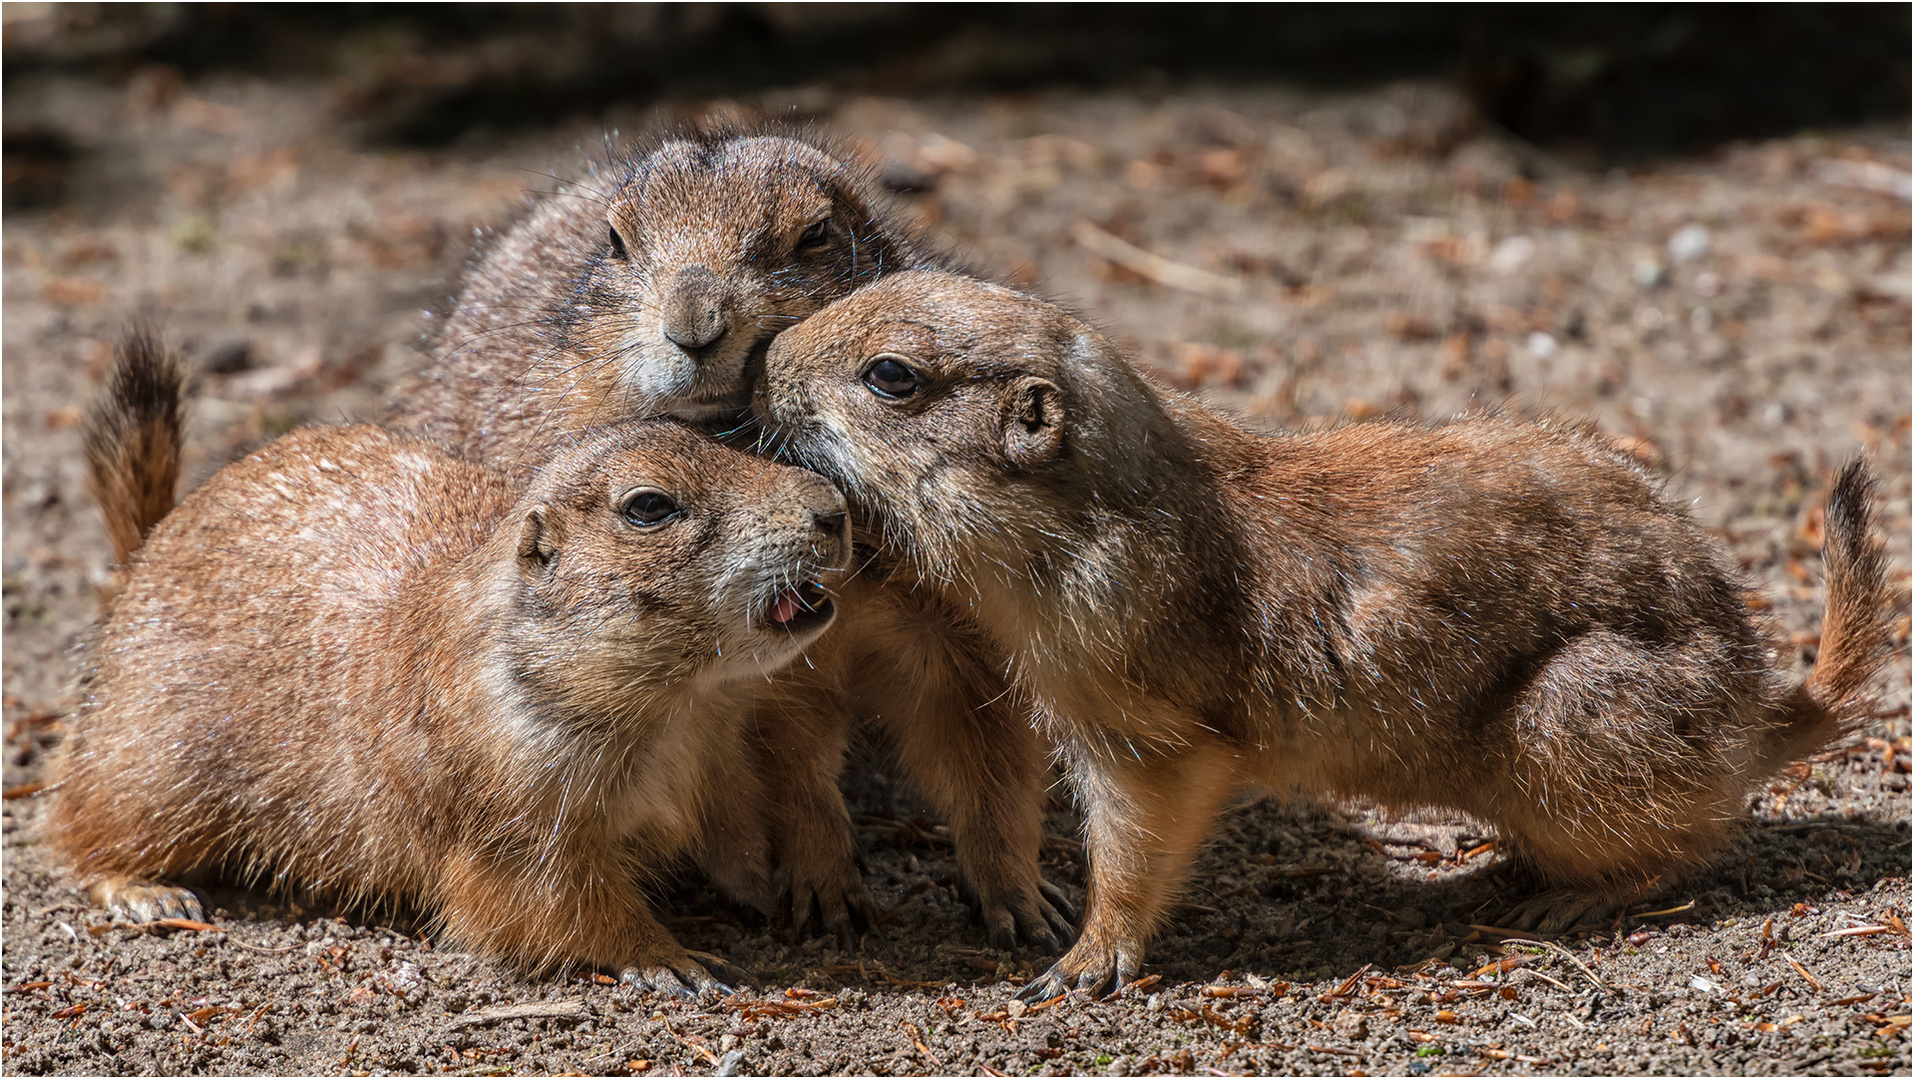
left=1319, top=964, right=1373, bottom=1001
left=1833, top=992, right=1879, bottom=1007
left=1784, top=955, right=1824, bottom=993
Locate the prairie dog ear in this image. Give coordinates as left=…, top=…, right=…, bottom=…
left=517, top=505, right=563, bottom=576
left=1002, top=375, right=1065, bottom=467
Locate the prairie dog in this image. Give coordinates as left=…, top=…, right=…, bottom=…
left=57, top=372, right=850, bottom=992
left=387, top=128, right=1069, bottom=949
left=388, top=127, right=945, bottom=462
left=753, top=270, right=1897, bottom=997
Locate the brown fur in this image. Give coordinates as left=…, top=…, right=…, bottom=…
left=83, top=328, right=184, bottom=568
left=387, top=124, right=947, bottom=469
left=53, top=420, right=850, bottom=993
left=754, top=270, right=1899, bottom=996
left=385, top=126, right=1069, bottom=948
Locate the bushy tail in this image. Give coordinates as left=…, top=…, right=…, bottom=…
left=84, top=329, right=184, bottom=566
left=1766, top=458, right=1898, bottom=766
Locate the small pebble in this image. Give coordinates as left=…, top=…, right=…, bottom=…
left=1667, top=223, right=1711, bottom=262
left=1633, top=256, right=1667, bottom=288
left=1526, top=331, right=1559, bottom=358
left=1488, top=235, right=1536, bottom=274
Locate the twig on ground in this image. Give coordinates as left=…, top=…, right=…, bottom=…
left=1071, top=220, right=1246, bottom=300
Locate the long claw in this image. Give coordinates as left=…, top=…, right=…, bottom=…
left=1039, top=880, right=1078, bottom=921
left=985, top=906, right=1018, bottom=954
left=686, top=950, right=751, bottom=992
left=1111, top=948, right=1141, bottom=998
left=1015, top=971, right=1066, bottom=1001
left=621, top=966, right=696, bottom=999
left=978, top=874, right=1077, bottom=953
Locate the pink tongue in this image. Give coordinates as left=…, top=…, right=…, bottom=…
left=771, top=592, right=801, bottom=624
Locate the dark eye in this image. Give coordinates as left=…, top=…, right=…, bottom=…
left=796, top=219, right=834, bottom=251
left=861, top=355, right=921, bottom=399
left=620, top=489, right=679, bottom=526
left=608, top=225, right=629, bottom=260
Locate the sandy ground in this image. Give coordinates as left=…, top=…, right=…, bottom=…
left=3, top=66, right=1911, bottom=1076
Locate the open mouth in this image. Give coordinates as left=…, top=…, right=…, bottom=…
left=766, top=581, right=834, bottom=634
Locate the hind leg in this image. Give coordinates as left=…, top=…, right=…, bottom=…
left=1481, top=631, right=1755, bottom=929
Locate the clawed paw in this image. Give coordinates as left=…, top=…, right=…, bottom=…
left=1500, top=889, right=1621, bottom=936
left=788, top=874, right=880, bottom=952
left=1013, top=940, right=1142, bottom=1002
left=620, top=949, right=746, bottom=999
left=88, top=877, right=205, bottom=924
left=981, top=877, right=1078, bottom=954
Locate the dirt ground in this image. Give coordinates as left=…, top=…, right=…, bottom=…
left=4, top=48, right=1912, bottom=1079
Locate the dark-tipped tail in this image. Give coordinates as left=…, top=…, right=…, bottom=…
left=1765, top=459, right=1898, bottom=768
left=84, top=329, right=185, bottom=566
left=1808, top=460, right=1897, bottom=714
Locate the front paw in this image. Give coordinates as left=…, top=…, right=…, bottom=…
left=1015, top=937, right=1142, bottom=1001
left=620, top=948, right=747, bottom=1000
left=979, top=877, right=1077, bottom=954
left=783, top=861, right=879, bottom=951
left=1501, top=887, right=1628, bottom=936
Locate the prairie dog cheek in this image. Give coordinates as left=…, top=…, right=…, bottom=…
left=615, top=337, right=699, bottom=407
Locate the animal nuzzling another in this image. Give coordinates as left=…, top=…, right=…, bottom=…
left=60, top=350, right=851, bottom=993
left=754, top=269, right=1897, bottom=998
left=385, top=126, right=1070, bottom=950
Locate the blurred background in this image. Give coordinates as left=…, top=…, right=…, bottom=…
left=5, top=3, right=1909, bottom=166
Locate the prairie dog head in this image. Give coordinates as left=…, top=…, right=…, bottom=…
left=754, top=271, right=1177, bottom=583
left=507, top=421, right=850, bottom=704
left=576, top=133, right=919, bottom=422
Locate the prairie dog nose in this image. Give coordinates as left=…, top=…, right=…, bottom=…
left=791, top=475, right=849, bottom=556
left=661, top=265, right=728, bottom=352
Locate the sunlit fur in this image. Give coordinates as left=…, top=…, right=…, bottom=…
left=388, top=123, right=946, bottom=474
left=757, top=270, right=1899, bottom=995
left=54, top=420, right=850, bottom=982
left=82, top=328, right=182, bottom=572
left=383, top=125, right=1068, bottom=947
